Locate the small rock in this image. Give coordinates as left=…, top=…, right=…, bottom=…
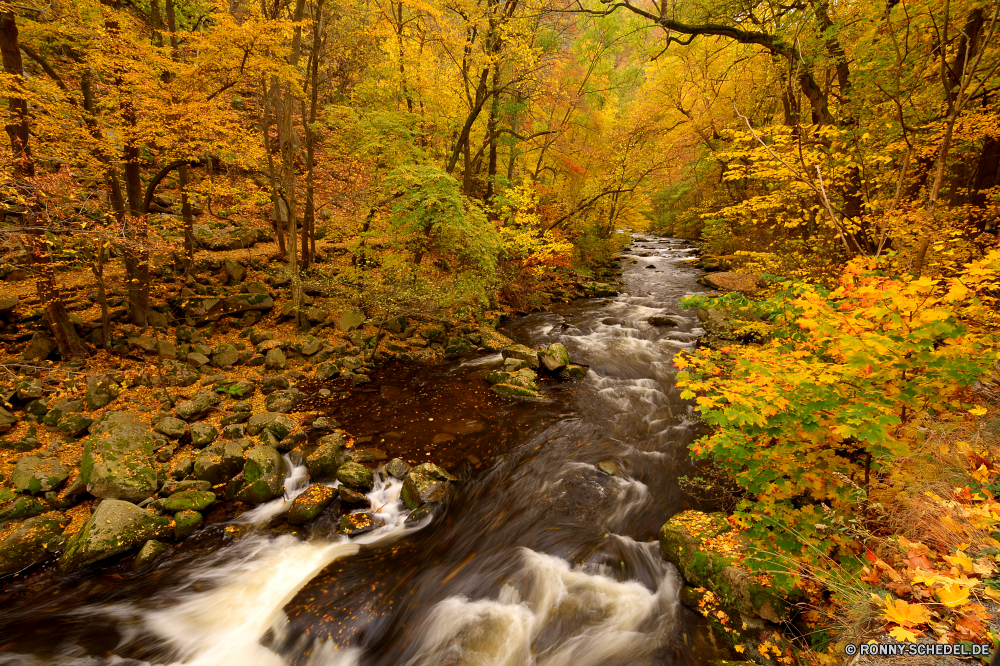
left=57, top=414, right=92, bottom=438
left=265, top=347, right=288, bottom=371
left=264, top=389, right=302, bottom=413
left=501, top=344, right=540, bottom=370
left=163, top=490, right=216, bottom=512
left=305, top=433, right=347, bottom=480
left=560, top=364, right=587, bottom=379
left=174, top=510, right=203, bottom=539
left=339, top=511, right=379, bottom=536
left=155, top=417, right=189, bottom=439
left=386, top=458, right=411, bottom=480
left=539, top=343, right=570, bottom=372
left=168, top=456, right=193, bottom=480
left=134, top=539, right=168, bottom=571
left=59, top=499, right=170, bottom=573
left=338, top=486, right=369, bottom=504
left=85, top=375, right=119, bottom=410
left=648, top=316, right=679, bottom=327
left=287, top=484, right=337, bottom=525
left=223, top=258, right=246, bottom=284
left=175, top=390, right=221, bottom=421
left=189, top=423, right=218, bottom=448
left=595, top=461, right=618, bottom=476
left=336, top=462, right=374, bottom=492
left=21, top=332, right=57, bottom=361
left=211, top=344, right=240, bottom=369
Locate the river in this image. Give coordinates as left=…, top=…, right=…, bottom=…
left=0, top=234, right=733, bottom=666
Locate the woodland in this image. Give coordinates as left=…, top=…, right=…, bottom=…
left=0, top=0, right=999, bottom=662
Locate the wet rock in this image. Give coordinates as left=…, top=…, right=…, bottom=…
left=582, top=281, right=618, bottom=297
left=338, top=486, right=369, bottom=504
left=194, top=441, right=246, bottom=485
left=539, top=343, right=570, bottom=372
left=12, top=456, right=69, bottom=494
left=265, top=347, right=288, bottom=371
left=57, top=414, right=92, bottom=438
left=501, top=344, right=540, bottom=370
left=134, top=539, right=168, bottom=571
left=444, top=337, right=476, bottom=356
left=165, top=480, right=212, bottom=494
left=386, top=458, right=411, bottom=480
left=400, top=463, right=455, bottom=510
left=0, top=515, right=68, bottom=576
left=264, top=389, right=302, bottom=413
left=155, top=416, right=189, bottom=439
left=304, top=433, right=347, bottom=480
left=227, top=445, right=285, bottom=503
left=479, top=327, right=514, bottom=352
left=339, top=511, right=379, bottom=536
left=347, top=448, right=387, bottom=463
left=287, top=484, right=337, bottom=525
left=174, top=510, right=203, bottom=539
left=81, top=423, right=158, bottom=502
left=21, top=332, right=57, bottom=361
left=491, top=383, right=545, bottom=402
left=60, top=499, right=170, bottom=573
left=85, top=375, right=119, bottom=410
left=335, top=462, right=374, bottom=492
left=338, top=310, right=365, bottom=332
left=595, top=461, right=618, bottom=476
left=560, top=364, right=587, bottom=379
left=502, top=357, right=529, bottom=372
left=647, top=316, right=679, bottom=327
left=190, top=423, right=218, bottom=448
left=175, top=390, right=221, bottom=421
left=0, top=496, right=47, bottom=523
left=163, top=490, right=216, bottom=512
left=223, top=258, right=245, bottom=284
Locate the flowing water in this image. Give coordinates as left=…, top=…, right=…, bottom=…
left=0, top=235, right=734, bottom=666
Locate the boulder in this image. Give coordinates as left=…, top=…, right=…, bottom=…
left=339, top=486, right=369, bottom=504
left=21, top=332, right=57, bottom=361
left=264, top=389, right=302, bottom=413
left=155, top=417, right=189, bottom=439
left=128, top=336, right=176, bottom=359
left=89, top=411, right=143, bottom=436
left=697, top=272, right=761, bottom=294
left=0, top=515, right=68, bottom=576
left=162, top=490, right=216, bottom=512
left=175, top=390, right=221, bottom=421
left=400, top=463, right=455, bottom=510
left=0, top=407, right=17, bottom=433
left=134, top=539, right=169, bottom=571
left=189, top=423, right=218, bottom=448
left=0, top=496, right=47, bottom=523
left=211, top=344, right=240, bottom=369
left=0, top=294, right=18, bottom=315
left=287, top=484, right=337, bottom=525
left=339, top=511, right=379, bottom=536
left=223, top=258, right=246, bottom=284
left=491, top=382, right=545, bottom=402
left=192, top=224, right=256, bottom=251
left=57, top=414, right=93, bottom=438
left=335, top=462, right=374, bottom=492
left=80, top=423, right=158, bottom=503
left=539, top=343, right=570, bottom=372
left=314, top=361, right=339, bottom=381
left=595, top=461, right=618, bottom=476
left=12, top=456, right=69, bottom=494
left=194, top=441, right=246, bottom=485
left=85, top=375, right=119, bottom=410
left=479, top=327, right=514, bottom=352
left=338, top=310, right=365, bottom=332
left=305, top=433, right=347, bottom=480
left=227, top=445, right=285, bottom=503
left=60, top=499, right=170, bottom=573
left=174, top=510, right=203, bottom=539
left=501, top=344, right=540, bottom=370
left=444, top=337, right=476, bottom=356
left=386, top=458, right=411, bottom=480
left=582, top=281, right=618, bottom=297
left=648, top=316, right=679, bottom=327
left=560, top=364, right=587, bottom=379
left=295, top=336, right=322, bottom=356
left=265, top=347, right=288, bottom=371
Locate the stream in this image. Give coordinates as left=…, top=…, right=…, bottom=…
left=0, top=234, right=734, bottom=666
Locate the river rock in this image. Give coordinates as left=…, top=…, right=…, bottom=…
left=0, top=514, right=68, bottom=576
left=227, top=445, right=285, bottom=503
left=444, top=337, right=476, bottom=356
left=134, top=539, right=168, bottom=571
left=335, top=462, right=373, bottom=492
left=194, top=441, right=246, bottom=485
left=583, top=282, right=618, bottom=297
left=385, top=458, right=411, bottom=480
left=539, top=343, right=570, bottom=371
left=163, top=490, right=216, bottom=512
left=346, top=448, right=387, bottom=463
left=175, top=390, right=221, bottom=421
left=479, top=327, right=514, bottom=352
left=80, top=423, right=159, bottom=502
left=168, top=456, right=193, bottom=480
left=85, top=375, right=119, bottom=410
left=339, top=511, right=378, bottom=536
left=339, top=486, right=369, bottom=504
left=60, top=499, right=170, bottom=573
left=647, top=316, right=679, bottom=327
left=0, top=496, right=47, bottom=523
left=190, top=423, right=218, bottom=448
left=155, top=417, right=189, bottom=439
left=264, top=389, right=302, bottom=413
left=659, top=510, right=799, bottom=623
left=265, top=347, right=288, bottom=371
left=491, top=382, right=545, bottom=402
left=400, top=463, right=455, bottom=510
left=595, top=461, right=618, bottom=476
left=502, top=357, right=529, bottom=372
left=305, top=433, right=347, bottom=480
left=174, top=510, right=203, bottom=539
left=287, top=484, right=337, bottom=525
left=294, top=336, right=322, bottom=356
left=247, top=412, right=279, bottom=436
left=193, top=224, right=256, bottom=251
left=560, top=364, right=587, bottom=379
left=501, top=344, right=540, bottom=369
left=12, top=456, right=69, bottom=494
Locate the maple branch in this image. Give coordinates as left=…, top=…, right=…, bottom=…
left=546, top=187, right=637, bottom=231
left=19, top=44, right=68, bottom=93
left=140, top=159, right=203, bottom=216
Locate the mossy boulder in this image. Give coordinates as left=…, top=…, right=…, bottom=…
left=175, top=390, right=221, bottom=421
left=80, top=423, right=158, bottom=503
left=134, top=539, right=169, bottom=571
left=11, top=456, right=69, bottom=494
left=304, top=433, right=347, bottom=480
left=386, top=458, right=411, bottom=480
left=539, top=343, right=570, bottom=371
left=659, top=510, right=798, bottom=623
left=335, top=462, right=373, bottom=492
left=190, top=422, right=218, bottom=448
left=501, top=344, right=539, bottom=369
left=174, top=510, right=203, bottom=539
left=491, top=382, right=545, bottom=402
left=444, top=337, right=476, bottom=356
left=339, top=511, right=378, bottom=536
left=697, top=272, right=761, bottom=294
left=560, top=364, right=587, bottom=379
left=227, top=445, right=285, bottom=503
left=60, top=499, right=170, bottom=573
left=400, top=463, right=455, bottom=510
left=0, top=514, right=68, bottom=576
left=287, top=484, right=337, bottom=525
left=0, top=496, right=47, bottom=523
left=162, top=490, right=216, bottom=512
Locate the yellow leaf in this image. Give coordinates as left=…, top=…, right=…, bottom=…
left=882, top=595, right=933, bottom=626
left=936, top=584, right=970, bottom=607
left=983, top=588, right=1000, bottom=601
left=943, top=551, right=975, bottom=573
left=888, top=626, right=922, bottom=642
left=969, top=406, right=988, bottom=416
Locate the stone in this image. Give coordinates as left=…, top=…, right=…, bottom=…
left=502, top=357, right=529, bottom=372
left=386, top=458, right=411, bottom=480
left=216, top=379, right=256, bottom=399
left=339, top=486, right=369, bottom=504
left=175, top=390, right=221, bottom=421
left=659, top=510, right=799, bottom=623
left=595, top=461, right=618, bottom=476
left=60, top=499, right=170, bottom=573
left=347, top=448, right=387, bottom=463
left=0, top=496, right=47, bottom=523
left=128, top=336, right=177, bottom=359
left=12, top=456, right=69, bottom=494
left=155, top=417, right=189, bottom=439
left=187, top=352, right=210, bottom=368
left=134, top=539, right=168, bottom=570
left=582, top=281, right=618, bottom=297
left=501, top=344, right=540, bottom=370
left=266, top=414, right=297, bottom=440
left=163, top=490, right=216, bottom=512
left=211, top=344, right=240, bottom=368
left=0, top=294, right=18, bottom=314
left=338, top=310, right=365, bottom=332
left=264, top=389, right=302, bottom=413
left=485, top=370, right=512, bottom=385
left=80, top=423, right=158, bottom=503
left=222, top=423, right=246, bottom=440
left=0, top=515, right=68, bottom=576
left=400, top=463, right=456, bottom=510
left=340, top=355, right=363, bottom=371
left=418, top=326, right=446, bottom=342
left=261, top=376, right=290, bottom=394
left=21, top=332, right=57, bottom=361
left=166, top=480, right=212, bottom=494
left=304, top=433, right=347, bottom=480
left=168, top=456, right=193, bottom=480
left=295, top=336, right=322, bottom=356
left=89, top=411, right=143, bottom=436
left=192, top=224, right=257, bottom=251
left=57, top=414, right=93, bottom=438
left=648, top=316, right=679, bottom=327
left=246, top=412, right=281, bottom=436
left=223, top=258, right=246, bottom=284
left=339, top=511, right=378, bottom=536
left=194, top=441, right=245, bottom=485
left=190, top=423, right=218, bottom=448
left=539, top=343, right=570, bottom=372
left=228, top=445, right=285, bottom=504
left=265, top=347, right=288, bottom=371
left=155, top=444, right=175, bottom=463
left=335, top=462, right=374, bottom=492
left=85, top=375, right=119, bottom=410
left=0, top=407, right=17, bottom=433
left=314, top=361, right=339, bottom=381
left=174, top=510, right=203, bottom=539
left=444, top=337, right=476, bottom=356
left=697, top=272, right=761, bottom=294
left=287, top=484, right=337, bottom=525
left=491, top=383, right=545, bottom=402
left=560, top=364, right=587, bottom=379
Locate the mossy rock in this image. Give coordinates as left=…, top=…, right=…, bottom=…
left=304, top=433, right=347, bottom=481
left=80, top=423, right=158, bottom=503
left=11, top=456, right=69, bottom=495
left=400, top=463, right=455, bottom=510
left=659, top=510, right=798, bottom=623
left=560, top=364, right=587, bottom=379
left=173, top=510, right=203, bottom=539
left=335, top=462, right=373, bottom=492
left=60, top=499, right=170, bottom=573
left=287, top=484, right=337, bottom=525
left=698, top=272, right=761, bottom=294
left=0, top=514, right=68, bottom=576
left=134, top=539, right=169, bottom=571
left=229, top=445, right=285, bottom=503
left=491, top=383, right=545, bottom=402
left=162, top=490, right=216, bottom=512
